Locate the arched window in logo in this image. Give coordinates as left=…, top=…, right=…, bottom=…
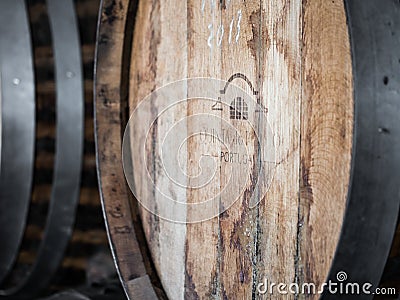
left=230, top=97, right=248, bottom=120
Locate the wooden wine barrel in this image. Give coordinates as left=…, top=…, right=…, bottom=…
left=94, top=0, right=400, bottom=299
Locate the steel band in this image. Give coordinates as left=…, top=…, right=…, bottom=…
left=323, top=1, right=400, bottom=298
left=0, top=0, right=84, bottom=297
left=0, top=0, right=35, bottom=285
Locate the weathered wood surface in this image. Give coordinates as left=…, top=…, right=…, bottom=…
left=95, top=0, right=166, bottom=299
left=127, top=0, right=353, bottom=299
left=299, top=0, right=353, bottom=293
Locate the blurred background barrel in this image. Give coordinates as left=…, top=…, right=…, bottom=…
left=0, top=0, right=125, bottom=299
left=21, top=0, right=104, bottom=290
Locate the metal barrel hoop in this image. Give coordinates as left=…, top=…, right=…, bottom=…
left=0, top=0, right=84, bottom=297
left=0, top=0, right=36, bottom=285
left=323, top=1, right=400, bottom=298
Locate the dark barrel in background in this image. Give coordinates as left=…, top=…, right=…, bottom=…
left=0, top=0, right=124, bottom=299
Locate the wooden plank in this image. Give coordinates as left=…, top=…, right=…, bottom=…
left=37, top=80, right=93, bottom=94
left=36, top=90, right=94, bottom=108
left=29, top=1, right=99, bottom=24
left=34, top=44, right=95, bottom=67
left=36, top=119, right=95, bottom=142
left=217, top=1, right=261, bottom=299
left=185, top=0, right=220, bottom=298
left=24, top=225, right=107, bottom=246
left=299, top=0, right=353, bottom=296
left=129, top=0, right=188, bottom=299
left=127, top=275, right=159, bottom=300
left=255, top=1, right=302, bottom=298
left=35, top=152, right=95, bottom=170
left=95, top=0, right=157, bottom=298
left=17, top=251, right=88, bottom=270
left=32, top=186, right=99, bottom=206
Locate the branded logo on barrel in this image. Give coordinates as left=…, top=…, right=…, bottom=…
left=121, top=76, right=276, bottom=223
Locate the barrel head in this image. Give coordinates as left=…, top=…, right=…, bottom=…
left=127, top=1, right=352, bottom=299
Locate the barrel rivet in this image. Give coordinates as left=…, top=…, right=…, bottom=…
left=66, top=71, right=75, bottom=78
left=12, top=78, right=20, bottom=85
left=378, top=127, right=390, bottom=134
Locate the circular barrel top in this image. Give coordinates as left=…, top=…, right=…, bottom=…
left=128, top=1, right=352, bottom=299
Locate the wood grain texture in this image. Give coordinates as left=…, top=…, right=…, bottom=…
left=185, top=1, right=220, bottom=299
left=125, top=0, right=353, bottom=299
left=217, top=2, right=261, bottom=299
left=95, top=0, right=164, bottom=298
left=129, top=1, right=188, bottom=299
left=299, top=1, right=353, bottom=297
left=256, top=1, right=302, bottom=299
